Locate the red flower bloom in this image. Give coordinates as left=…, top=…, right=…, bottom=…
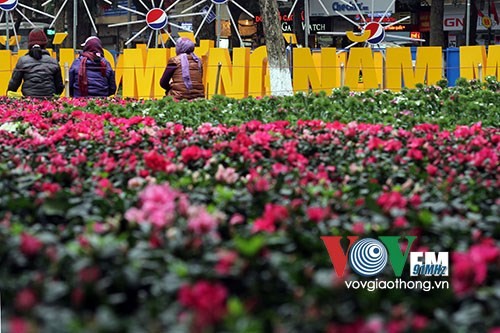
left=15, top=288, right=37, bottom=312
left=426, top=164, right=438, bottom=176
left=9, top=317, right=29, bottom=333
left=181, top=145, right=203, bottom=164
left=78, top=266, right=101, bottom=284
left=20, top=233, right=43, bottom=257
left=215, top=250, right=238, bottom=275
left=144, top=150, right=168, bottom=172
left=306, top=206, right=329, bottom=223
left=377, top=192, right=407, bottom=212
left=178, top=281, right=228, bottom=328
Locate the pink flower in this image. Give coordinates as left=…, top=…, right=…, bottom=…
left=306, top=206, right=329, bottom=223
left=411, top=314, right=429, bottom=331
left=229, top=213, right=245, bottom=225
left=15, top=288, right=37, bottom=312
left=187, top=206, right=218, bottom=235
left=252, top=217, right=276, bottom=233
left=377, top=192, right=407, bottom=212
left=426, top=164, right=438, bottom=176
left=452, top=251, right=488, bottom=295
left=409, top=194, right=422, bottom=208
left=41, top=182, right=61, bottom=195
left=215, top=250, right=238, bottom=275
left=9, top=317, right=29, bottom=333
left=125, top=183, right=180, bottom=228
left=393, top=216, right=409, bottom=228
left=20, top=233, right=43, bottom=257
left=178, top=281, right=228, bottom=328
left=407, top=149, right=423, bottom=160
left=352, top=222, right=366, bottom=234
left=215, top=164, right=239, bottom=184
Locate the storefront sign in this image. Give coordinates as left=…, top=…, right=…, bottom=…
left=310, top=0, right=395, bottom=17
left=444, top=9, right=500, bottom=31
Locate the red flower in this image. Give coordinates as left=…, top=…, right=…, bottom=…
left=252, top=217, right=276, bottom=233
left=178, top=281, right=228, bottom=328
left=9, top=317, right=29, bottom=333
left=426, top=164, right=438, bottom=176
left=215, top=250, right=238, bottom=275
left=71, top=287, right=85, bottom=307
left=78, top=266, right=101, bottom=284
left=306, top=206, right=329, bottom=223
left=181, top=145, right=203, bottom=164
left=144, top=150, right=168, bottom=172
left=15, top=288, right=37, bottom=312
left=393, top=216, right=409, bottom=228
left=377, top=192, right=407, bottom=212
left=452, top=251, right=488, bottom=295
left=20, top=233, right=43, bottom=257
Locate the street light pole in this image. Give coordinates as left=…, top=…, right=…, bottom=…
left=73, top=0, right=78, bottom=52
left=127, top=0, right=131, bottom=48
left=304, top=0, right=310, bottom=47
left=466, top=0, right=471, bottom=45
left=487, top=0, right=492, bottom=46
left=5, top=13, right=9, bottom=50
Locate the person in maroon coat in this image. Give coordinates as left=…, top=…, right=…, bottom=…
left=160, top=38, right=205, bottom=100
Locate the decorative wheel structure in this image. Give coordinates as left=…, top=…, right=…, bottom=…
left=0, top=0, right=55, bottom=49
left=287, top=0, right=331, bottom=16
left=42, top=0, right=103, bottom=35
left=180, top=0, right=254, bottom=47
left=104, top=0, right=204, bottom=48
left=318, top=0, right=425, bottom=52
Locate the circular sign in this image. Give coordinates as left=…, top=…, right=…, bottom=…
left=146, top=8, right=168, bottom=31
left=0, top=0, right=18, bottom=12
left=482, top=16, right=492, bottom=29
left=211, top=0, right=229, bottom=4
left=349, top=238, right=388, bottom=277
left=363, top=21, right=385, bottom=45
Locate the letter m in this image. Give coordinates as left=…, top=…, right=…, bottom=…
left=321, top=236, right=359, bottom=277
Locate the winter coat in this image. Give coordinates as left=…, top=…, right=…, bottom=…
left=8, top=51, right=64, bottom=98
left=69, top=56, right=116, bottom=97
left=160, top=54, right=204, bottom=100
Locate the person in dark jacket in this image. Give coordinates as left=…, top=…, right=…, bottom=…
left=160, top=38, right=204, bottom=100
left=69, top=36, right=116, bottom=97
left=7, top=29, right=64, bottom=98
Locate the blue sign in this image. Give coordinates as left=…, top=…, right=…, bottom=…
left=202, top=5, right=217, bottom=24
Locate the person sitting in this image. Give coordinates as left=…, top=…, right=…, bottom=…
left=7, top=29, right=64, bottom=98
left=160, top=38, right=204, bottom=100
left=69, top=36, right=116, bottom=97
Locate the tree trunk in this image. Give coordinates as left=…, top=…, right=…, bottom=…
left=258, top=0, right=293, bottom=96
left=429, top=0, right=445, bottom=47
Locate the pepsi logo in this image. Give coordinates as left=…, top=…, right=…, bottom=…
left=211, top=0, right=229, bottom=4
left=146, top=8, right=168, bottom=31
left=0, top=0, right=18, bottom=12
left=363, top=22, right=385, bottom=45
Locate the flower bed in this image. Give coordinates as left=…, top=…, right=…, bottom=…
left=0, top=84, right=499, bottom=332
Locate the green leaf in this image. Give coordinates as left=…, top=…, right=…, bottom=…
left=234, top=235, right=265, bottom=257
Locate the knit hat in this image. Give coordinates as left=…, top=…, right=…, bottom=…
left=28, top=29, right=48, bottom=49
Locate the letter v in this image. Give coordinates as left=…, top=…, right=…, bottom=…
left=321, top=236, right=359, bottom=277
left=379, top=236, right=417, bottom=277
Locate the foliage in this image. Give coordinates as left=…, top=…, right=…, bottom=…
left=0, top=83, right=499, bottom=332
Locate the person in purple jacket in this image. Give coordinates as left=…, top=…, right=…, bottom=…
left=69, top=36, right=116, bottom=97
